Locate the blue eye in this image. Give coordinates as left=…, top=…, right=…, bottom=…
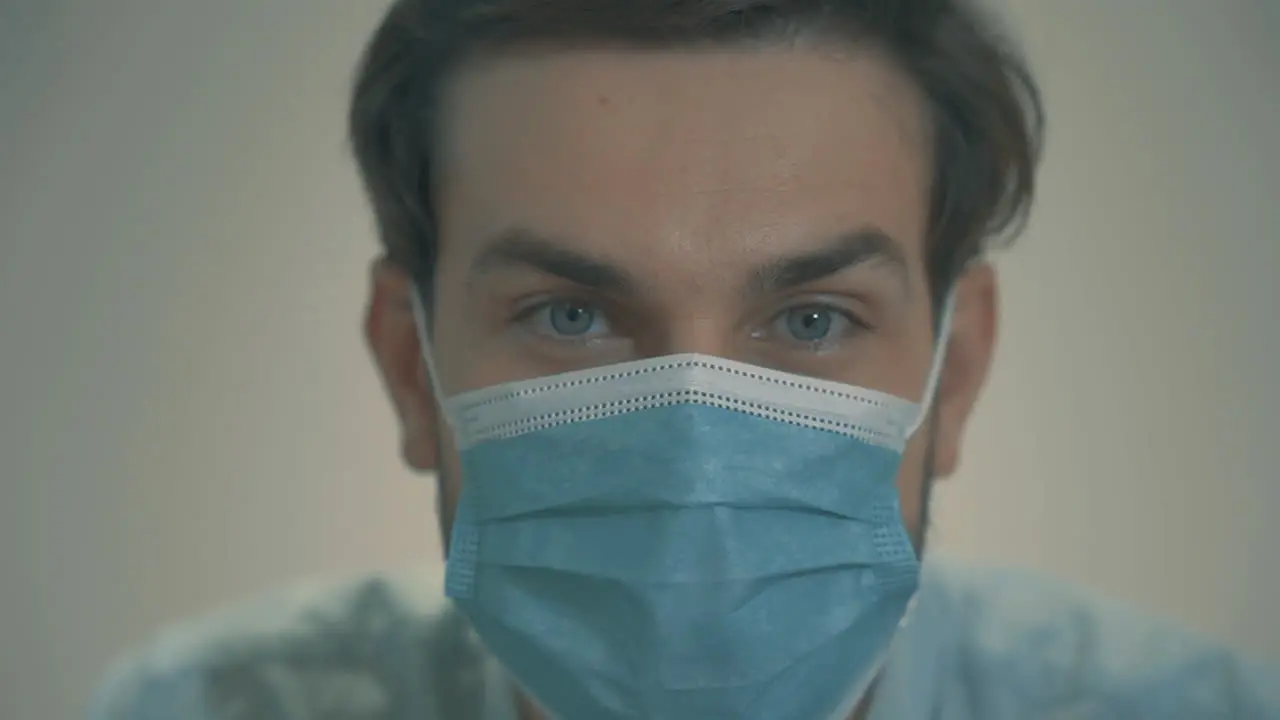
left=755, top=303, right=866, bottom=351
left=784, top=306, right=836, bottom=341
left=549, top=300, right=597, bottom=336
left=525, top=299, right=611, bottom=339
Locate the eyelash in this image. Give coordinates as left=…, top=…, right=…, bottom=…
left=765, top=304, right=869, bottom=347
left=511, top=297, right=613, bottom=342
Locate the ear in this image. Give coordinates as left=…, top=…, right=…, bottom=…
left=364, top=258, right=439, bottom=471
left=929, top=262, right=998, bottom=479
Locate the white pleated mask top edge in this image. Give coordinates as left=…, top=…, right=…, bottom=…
left=443, top=353, right=921, bottom=451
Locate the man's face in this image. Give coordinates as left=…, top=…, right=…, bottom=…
left=367, top=46, right=998, bottom=553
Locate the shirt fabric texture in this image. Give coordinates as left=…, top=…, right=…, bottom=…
left=88, top=562, right=1280, bottom=719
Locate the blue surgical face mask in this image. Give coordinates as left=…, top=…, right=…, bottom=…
left=413, top=293, right=952, bottom=720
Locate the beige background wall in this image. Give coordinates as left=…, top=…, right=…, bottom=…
left=2, top=2, right=1277, bottom=718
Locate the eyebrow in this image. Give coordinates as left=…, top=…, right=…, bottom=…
left=469, top=228, right=640, bottom=295
left=468, top=225, right=909, bottom=298
left=745, top=227, right=909, bottom=298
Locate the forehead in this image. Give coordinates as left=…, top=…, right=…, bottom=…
left=436, top=46, right=933, bottom=279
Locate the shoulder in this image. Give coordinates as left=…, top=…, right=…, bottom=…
left=87, top=572, right=492, bottom=720
left=922, top=562, right=1280, bottom=718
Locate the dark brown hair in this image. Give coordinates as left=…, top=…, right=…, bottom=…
left=349, top=0, right=1044, bottom=308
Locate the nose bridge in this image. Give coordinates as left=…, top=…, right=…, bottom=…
left=636, top=309, right=738, bottom=360
left=630, top=245, right=744, bottom=360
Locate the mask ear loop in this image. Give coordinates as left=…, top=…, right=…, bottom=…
left=876, top=276, right=969, bottom=686
left=903, top=285, right=959, bottom=439
left=409, top=287, right=451, bottom=423
left=410, top=287, right=483, bottom=594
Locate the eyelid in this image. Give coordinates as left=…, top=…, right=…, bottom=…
left=511, top=294, right=595, bottom=320
left=750, top=301, right=871, bottom=351
left=772, top=298, right=870, bottom=329
left=513, top=295, right=616, bottom=340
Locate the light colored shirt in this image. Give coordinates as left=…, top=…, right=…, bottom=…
left=88, top=563, right=1280, bottom=719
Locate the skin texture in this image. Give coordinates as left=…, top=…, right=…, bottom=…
left=365, top=46, right=998, bottom=719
